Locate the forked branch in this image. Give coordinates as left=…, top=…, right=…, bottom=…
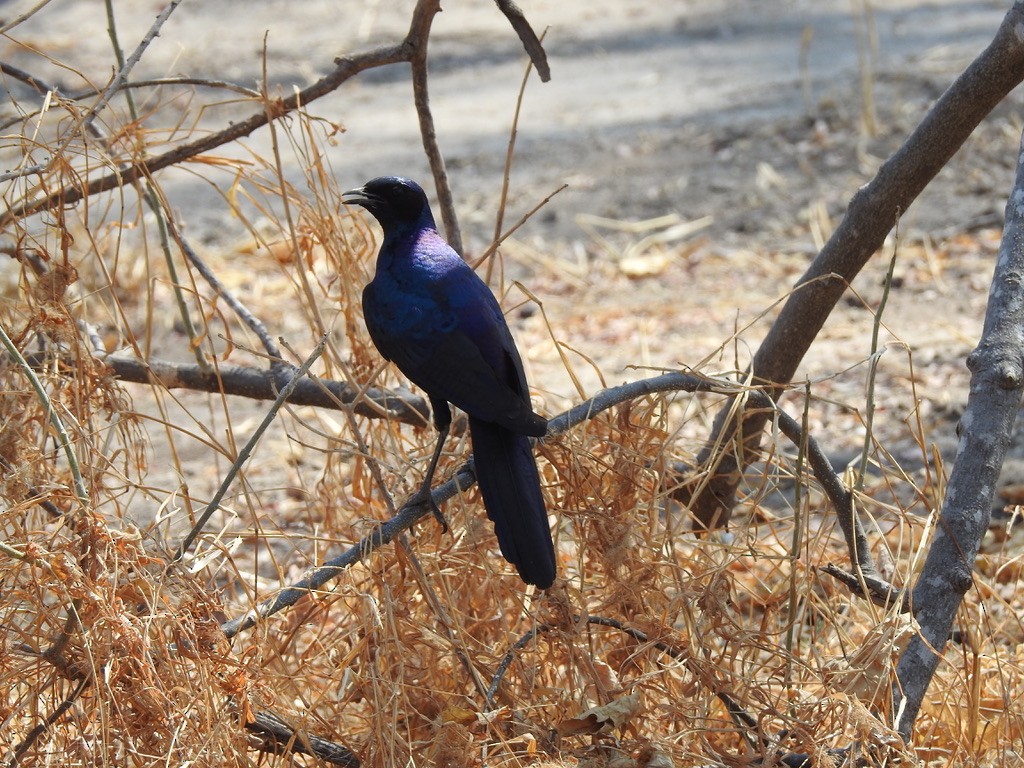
left=687, top=1, right=1024, bottom=531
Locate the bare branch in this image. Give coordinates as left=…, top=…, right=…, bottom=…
left=820, top=563, right=908, bottom=612
left=165, top=216, right=282, bottom=362
left=221, top=371, right=875, bottom=637
left=892, top=120, right=1024, bottom=742
left=407, top=0, right=462, bottom=254
left=79, top=0, right=184, bottom=135
left=0, top=164, right=48, bottom=183
left=71, top=76, right=261, bottom=99
left=0, top=61, right=63, bottom=96
left=0, top=42, right=408, bottom=228
left=245, top=710, right=360, bottom=766
left=688, top=2, right=1024, bottom=530
left=102, top=355, right=429, bottom=425
left=0, top=0, right=59, bottom=35
left=493, top=0, right=551, bottom=82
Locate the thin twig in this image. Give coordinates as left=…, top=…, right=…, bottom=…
left=0, top=164, right=48, bottom=183
left=486, top=28, right=546, bottom=283
left=0, top=62, right=108, bottom=141
left=856, top=223, right=900, bottom=489
left=783, top=383, right=811, bottom=678
left=0, top=540, right=27, bottom=559
left=473, top=184, right=568, bottom=269
left=67, top=77, right=261, bottom=99
left=81, top=0, right=184, bottom=134
left=0, top=0, right=59, bottom=35
left=408, top=0, right=461, bottom=254
left=164, top=215, right=282, bottom=362
left=174, top=336, right=327, bottom=559
left=0, top=62, right=60, bottom=95
left=0, top=59, right=253, bottom=101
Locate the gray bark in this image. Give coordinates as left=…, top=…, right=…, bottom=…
left=893, top=122, right=1024, bottom=740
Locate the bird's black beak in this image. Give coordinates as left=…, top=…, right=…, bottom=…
left=342, top=187, right=370, bottom=207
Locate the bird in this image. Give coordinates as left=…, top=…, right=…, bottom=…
left=343, top=176, right=556, bottom=589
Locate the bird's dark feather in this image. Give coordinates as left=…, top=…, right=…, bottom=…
left=348, top=176, right=556, bottom=588
left=470, top=417, right=556, bottom=587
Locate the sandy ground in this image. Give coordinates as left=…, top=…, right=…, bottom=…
left=4, top=0, right=1010, bottom=243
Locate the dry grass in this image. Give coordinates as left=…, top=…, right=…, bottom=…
left=3, top=18, right=1024, bottom=768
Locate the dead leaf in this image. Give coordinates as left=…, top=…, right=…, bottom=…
left=556, top=692, right=641, bottom=736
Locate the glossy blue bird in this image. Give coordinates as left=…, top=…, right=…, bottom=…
left=344, top=176, right=556, bottom=588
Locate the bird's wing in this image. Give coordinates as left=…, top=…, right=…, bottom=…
left=389, top=325, right=545, bottom=436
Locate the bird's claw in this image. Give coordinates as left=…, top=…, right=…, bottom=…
left=428, top=505, right=450, bottom=534
left=408, top=488, right=449, bottom=534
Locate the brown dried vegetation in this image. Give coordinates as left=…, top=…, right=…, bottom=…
left=3, top=3, right=1024, bottom=767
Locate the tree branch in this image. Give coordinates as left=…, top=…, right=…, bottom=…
left=0, top=42, right=408, bottom=228
left=164, top=215, right=282, bottom=362
left=493, top=0, right=551, bottom=83
left=220, top=371, right=880, bottom=637
left=245, top=710, right=361, bottom=766
left=687, top=2, right=1024, bottom=530
left=892, top=120, right=1024, bottom=742
left=408, top=0, right=462, bottom=254
left=79, top=0, right=184, bottom=136
left=102, top=354, right=429, bottom=425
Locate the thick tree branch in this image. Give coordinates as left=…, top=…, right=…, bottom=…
left=892, top=122, right=1024, bottom=741
left=688, top=2, right=1024, bottom=530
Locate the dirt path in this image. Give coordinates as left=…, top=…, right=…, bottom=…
left=7, top=1, right=1009, bottom=246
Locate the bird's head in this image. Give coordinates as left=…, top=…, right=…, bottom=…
left=343, top=176, right=435, bottom=232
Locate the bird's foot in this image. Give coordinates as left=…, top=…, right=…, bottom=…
left=407, top=487, right=449, bottom=534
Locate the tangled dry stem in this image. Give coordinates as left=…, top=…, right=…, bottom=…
left=2, top=2, right=1024, bottom=767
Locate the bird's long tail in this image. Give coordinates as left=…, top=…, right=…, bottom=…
left=469, top=417, right=555, bottom=588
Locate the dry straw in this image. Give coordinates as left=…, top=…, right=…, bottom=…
left=2, top=2, right=1024, bottom=767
